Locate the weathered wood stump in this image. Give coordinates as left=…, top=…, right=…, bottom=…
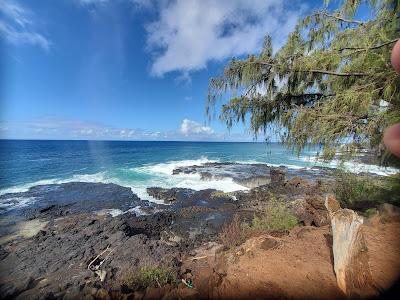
left=325, top=195, right=374, bottom=297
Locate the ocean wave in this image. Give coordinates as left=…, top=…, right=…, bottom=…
left=0, top=157, right=248, bottom=210
left=0, top=196, right=36, bottom=213
left=128, top=157, right=249, bottom=197
left=0, top=172, right=111, bottom=196
left=96, top=206, right=148, bottom=218
left=0, top=179, right=60, bottom=196
left=298, top=156, right=399, bottom=176
left=133, top=156, right=217, bottom=175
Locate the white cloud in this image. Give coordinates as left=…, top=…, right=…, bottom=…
left=0, top=0, right=50, bottom=50
left=0, top=116, right=256, bottom=141
left=180, top=119, right=214, bottom=136
left=144, top=0, right=303, bottom=77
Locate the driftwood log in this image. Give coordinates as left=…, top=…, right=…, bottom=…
left=325, top=195, right=374, bottom=297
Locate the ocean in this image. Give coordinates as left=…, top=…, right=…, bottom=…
left=0, top=140, right=398, bottom=213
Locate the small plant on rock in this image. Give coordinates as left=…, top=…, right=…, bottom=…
left=119, top=266, right=176, bottom=290
left=251, top=196, right=298, bottom=231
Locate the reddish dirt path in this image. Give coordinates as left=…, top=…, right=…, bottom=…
left=213, top=226, right=344, bottom=299
left=184, top=219, right=400, bottom=299
left=364, top=219, right=400, bottom=292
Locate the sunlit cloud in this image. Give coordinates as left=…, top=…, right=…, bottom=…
left=180, top=119, right=214, bottom=136
left=143, top=0, right=304, bottom=77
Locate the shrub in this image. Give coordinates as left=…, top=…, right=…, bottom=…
left=219, top=214, right=245, bottom=249
left=120, top=266, right=176, bottom=289
left=334, top=171, right=400, bottom=210
left=251, top=196, right=298, bottom=231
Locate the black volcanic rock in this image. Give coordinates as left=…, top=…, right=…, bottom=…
left=0, top=182, right=154, bottom=220
left=0, top=212, right=180, bottom=299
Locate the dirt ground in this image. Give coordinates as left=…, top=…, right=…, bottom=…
left=183, top=218, right=400, bottom=299
left=364, top=217, right=400, bottom=293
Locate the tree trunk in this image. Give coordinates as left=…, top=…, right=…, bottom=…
left=325, top=195, right=374, bottom=297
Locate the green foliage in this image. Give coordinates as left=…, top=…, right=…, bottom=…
left=334, top=171, right=400, bottom=209
left=250, top=197, right=298, bottom=231
left=207, top=0, right=400, bottom=162
left=121, top=266, right=176, bottom=289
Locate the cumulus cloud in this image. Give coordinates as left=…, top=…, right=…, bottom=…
left=144, top=0, right=303, bottom=76
left=0, top=116, right=254, bottom=141
left=0, top=0, right=50, bottom=50
left=180, top=119, right=214, bottom=136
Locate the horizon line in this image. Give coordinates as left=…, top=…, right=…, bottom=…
left=0, top=138, right=272, bottom=143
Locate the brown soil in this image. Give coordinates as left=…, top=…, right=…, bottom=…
left=182, top=219, right=400, bottom=299
left=363, top=217, right=400, bottom=292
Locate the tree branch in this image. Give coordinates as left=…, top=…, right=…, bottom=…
left=337, top=38, right=399, bottom=53
left=288, top=93, right=335, bottom=99
left=256, top=61, right=369, bottom=76
left=315, top=11, right=364, bottom=25
left=304, top=69, right=368, bottom=76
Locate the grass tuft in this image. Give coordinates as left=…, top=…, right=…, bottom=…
left=250, top=196, right=298, bottom=231
left=119, top=266, right=176, bottom=290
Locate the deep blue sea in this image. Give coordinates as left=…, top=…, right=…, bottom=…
left=0, top=140, right=398, bottom=212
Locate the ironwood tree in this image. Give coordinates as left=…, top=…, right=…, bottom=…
left=207, top=0, right=399, bottom=162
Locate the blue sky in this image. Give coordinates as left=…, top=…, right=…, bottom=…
left=0, top=0, right=321, bottom=141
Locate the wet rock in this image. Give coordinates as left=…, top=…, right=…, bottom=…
left=0, top=182, right=151, bottom=221
left=146, top=187, right=193, bottom=203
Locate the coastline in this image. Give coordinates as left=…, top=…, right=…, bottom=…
left=0, top=161, right=399, bottom=299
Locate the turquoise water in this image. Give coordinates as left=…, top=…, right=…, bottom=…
left=0, top=140, right=397, bottom=204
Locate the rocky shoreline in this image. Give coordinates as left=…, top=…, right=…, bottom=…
left=0, top=163, right=398, bottom=299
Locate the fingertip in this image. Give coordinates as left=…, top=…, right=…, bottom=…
left=383, top=123, right=400, bottom=158
left=391, top=39, right=400, bottom=74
